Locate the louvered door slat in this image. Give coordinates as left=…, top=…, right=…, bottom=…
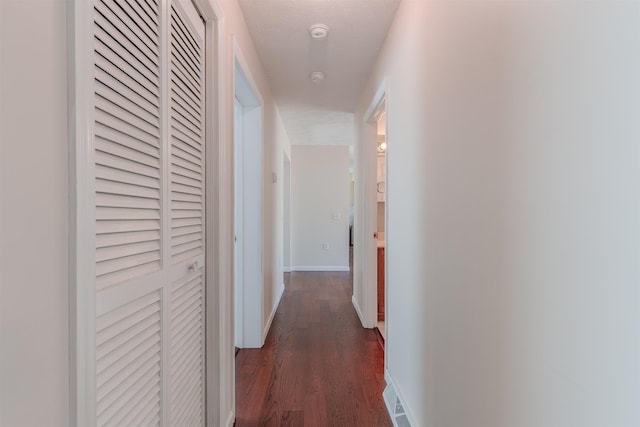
left=171, top=85, right=201, bottom=123
left=93, top=25, right=158, bottom=85
left=173, top=164, right=202, bottom=182
left=172, top=232, right=201, bottom=246
left=172, top=173, right=202, bottom=190
left=95, top=113, right=160, bottom=155
left=95, top=151, right=159, bottom=178
left=173, top=137, right=202, bottom=162
left=172, top=217, right=201, bottom=228
left=101, top=0, right=159, bottom=40
left=94, top=3, right=158, bottom=66
left=96, top=230, right=160, bottom=249
left=95, top=181, right=159, bottom=203
left=94, top=41, right=159, bottom=99
left=96, top=59, right=158, bottom=108
left=172, top=117, right=202, bottom=145
left=170, top=42, right=200, bottom=86
left=170, top=30, right=200, bottom=80
left=171, top=9, right=200, bottom=63
left=171, top=224, right=201, bottom=237
left=95, top=97, right=160, bottom=141
left=97, top=339, right=160, bottom=401
left=96, top=311, right=159, bottom=359
left=96, top=251, right=161, bottom=277
left=171, top=103, right=202, bottom=134
left=95, top=166, right=160, bottom=191
left=100, top=0, right=159, bottom=43
left=140, top=0, right=159, bottom=16
left=173, top=147, right=202, bottom=170
left=170, top=57, right=201, bottom=100
left=172, top=155, right=202, bottom=176
left=95, top=72, right=160, bottom=120
left=170, top=272, right=203, bottom=427
left=101, top=0, right=159, bottom=43
left=95, top=131, right=160, bottom=165
left=96, top=194, right=160, bottom=211
left=96, top=82, right=159, bottom=127
left=96, top=290, right=161, bottom=427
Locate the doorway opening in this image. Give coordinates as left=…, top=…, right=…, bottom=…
left=359, top=81, right=387, bottom=345
left=374, top=110, right=387, bottom=341
left=283, top=153, right=291, bottom=274
left=233, top=60, right=264, bottom=349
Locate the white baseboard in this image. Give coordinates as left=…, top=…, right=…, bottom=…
left=283, top=266, right=292, bottom=273
left=224, top=410, right=234, bottom=427
left=262, top=281, right=284, bottom=342
left=352, top=295, right=367, bottom=327
left=290, top=266, right=350, bottom=272
left=383, top=370, right=417, bottom=427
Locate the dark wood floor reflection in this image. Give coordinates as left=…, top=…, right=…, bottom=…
left=235, top=271, right=391, bottom=427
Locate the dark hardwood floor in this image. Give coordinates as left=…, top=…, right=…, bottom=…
left=235, top=270, right=391, bottom=427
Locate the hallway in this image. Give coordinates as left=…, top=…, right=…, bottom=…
left=235, top=271, right=391, bottom=426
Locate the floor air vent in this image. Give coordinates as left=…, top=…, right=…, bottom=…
left=383, top=383, right=411, bottom=427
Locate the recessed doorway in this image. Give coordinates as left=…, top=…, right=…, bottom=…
left=234, top=59, right=264, bottom=349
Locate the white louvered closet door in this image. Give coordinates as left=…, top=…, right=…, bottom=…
left=91, top=0, right=205, bottom=425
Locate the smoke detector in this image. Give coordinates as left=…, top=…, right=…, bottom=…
left=310, top=71, right=326, bottom=83
left=309, top=24, right=329, bottom=40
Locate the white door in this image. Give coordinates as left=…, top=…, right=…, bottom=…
left=90, top=0, right=206, bottom=424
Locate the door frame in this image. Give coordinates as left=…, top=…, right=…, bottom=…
left=283, top=152, right=291, bottom=273
left=356, top=79, right=387, bottom=329
left=68, top=0, right=225, bottom=425
left=232, top=39, right=265, bottom=350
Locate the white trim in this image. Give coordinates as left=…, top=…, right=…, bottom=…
left=224, top=410, right=235, bottom=427
left=68, top=0, right=97, bottom=424
left=262, top=282, right=284, bottom=341
left=357, top=78, right=387, bottom=330
left=351, top=295, right=366, bottom=327
left=283, top=267, right=292, bottom=273
left=290, top=266, right=351, bottom=272
left=233, top=39, right=264, bottom=108
left=232, top=38, right=265, bottom=350
left=363, top=80, right=388, bottom=122
left=195, top=2, right=226, bottom=427
left=193, top=0, right=223, bottom=20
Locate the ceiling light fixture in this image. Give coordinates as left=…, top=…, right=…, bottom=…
left=310, top=71, right=325, bottom=83
left=309, top=24, right=329, bottom=40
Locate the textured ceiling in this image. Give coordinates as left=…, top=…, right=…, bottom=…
left=238, top=0, right=401, bottom=146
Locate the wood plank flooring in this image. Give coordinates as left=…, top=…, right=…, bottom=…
left=235, top=271, right=392, bottom=427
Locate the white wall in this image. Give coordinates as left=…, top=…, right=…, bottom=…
left=356, top=1, right=640, bottom=426
left=0, top=1, right=69, bottom=426
left=291, top=145, right=350, bottom=271
left=218, top=0, right=291, bottom=423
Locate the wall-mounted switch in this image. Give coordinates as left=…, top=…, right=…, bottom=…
left=272, top=172, right=277, bottom=183
left=322, top=243, right=330, bottom=250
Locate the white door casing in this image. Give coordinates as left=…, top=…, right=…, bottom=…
left=70, top=0, right=210, bottom=424
left=233, top=49, right=264, bottom=349
left=233, top=97, right=244, bottom=348
left=357, top=80, right=387, bottom=330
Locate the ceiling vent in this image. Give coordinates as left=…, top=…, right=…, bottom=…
left=310, top=71, right=326, bottom=83
left=309, top=24, right=329, bottom=40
